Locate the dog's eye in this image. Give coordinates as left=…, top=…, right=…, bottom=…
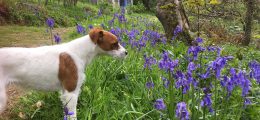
left=111, top=42, right=119, bottom=50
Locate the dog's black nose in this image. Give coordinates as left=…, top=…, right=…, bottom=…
left=125, top=51, right=128, bottom=55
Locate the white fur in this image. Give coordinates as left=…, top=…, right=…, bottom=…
left=0, top=35, right=126, bottom=119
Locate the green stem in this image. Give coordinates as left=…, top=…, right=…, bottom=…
left=214, top=78, right=217, bottom=120
left=191, top=85, right=195, bottom=119
left=50, top=28, right=53, bottom=45
left=181, top=86, right=184, bottom=101
left=203, top=106, right=206, bottom=120
left=168, top=71, right=175, bottom=119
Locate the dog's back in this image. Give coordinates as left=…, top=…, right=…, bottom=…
left=0, top=46, right=63, bottom=91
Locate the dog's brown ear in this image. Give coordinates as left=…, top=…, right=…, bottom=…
left=89, top=28, right=104, bottom=44
left=97, top=31, right=104, bottom=44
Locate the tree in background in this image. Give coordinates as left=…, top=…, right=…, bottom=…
left=242, top=0, right=254, bottom=46
left=156, top=0, right=193, bottom=45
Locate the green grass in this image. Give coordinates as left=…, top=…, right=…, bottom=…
left=1, top=1, right=260, bottom=120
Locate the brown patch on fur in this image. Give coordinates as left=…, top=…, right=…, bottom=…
left=58, top=52, right=78, bottom=92
left=89, top=28, right=119, bottom=51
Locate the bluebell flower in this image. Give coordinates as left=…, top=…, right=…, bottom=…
left=244, top=98, right=252, bottom=106
left=200, top=93, right=214, bottom=113
left=76, top=24, right=86, bottom=34
left=175, top=71, right=190, bottom=94
left=108, top=19, right=115, bottom=26
left=154, top=98, right=166, bottom=110
left=118, top=14, right=127, bottom=23
left=162, top=76, right=169, bottom=88
left=173, top=25, right=182, bottom=37
left=220, top=75, right=235, bottom=97
left=187, top=62, right=196, bottom=73
left=46, top=18, right=54, bottom=28
left=175, top=102, right=190, bottom=120
left=211, top=56, right=233, bottom=79
left=196, top=37, right=203, bottom=43
left=199, top=66, right=211, bottom=79
left=120, top=7, right=126, bottom=14
left=88, top=24, right=93, bottom=29
left=238, top=71, right=251, bottom=97
left=146, top=81, right=154, bottom=89
left=187, top=46, right=205, bottom=60
left=63, top=106, right=74, bottom=120
left=158, top=51, right=179, bottom=72
left=161, top=37, right=167, bottom=44
left=207, top=46, right=221, bottom=57
left=143, top=54, right=157, bottom=70
left=54, top=33, right=61, bottom=44
left=97, top=9, right=102, bottom=17
left=100, top=23, right=105, bottom=29
left=249, top=60, right=260, bottom=84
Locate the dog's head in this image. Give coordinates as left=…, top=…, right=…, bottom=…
left=89, top=28, right=127, bottom=58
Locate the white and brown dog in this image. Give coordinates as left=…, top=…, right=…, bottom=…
left=0, top=28, right=127, bottom=119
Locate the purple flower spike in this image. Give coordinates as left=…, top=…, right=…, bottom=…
left=154, top=98, right=166, bottom=110
left=196, top=37, right=203, bottom=43
left=54, top=33, right=61, bottom=44
left=249, top=60, right=260, bottom=84
left=172, top=25, right=182, bottom=40
left=162, top=76, right=170, bottom=88
left=176, top=102, right=190, bottom=120
left=158, top=51, right=179, bottom=72
left=146, top=81, right=154, bottom=89
left=76, top=24, right=86, bottom=34
left=200, top=93, right=214, bottom=113
left=143, top=54, right=157, bottom=70
left=46, top=18, right=55, bottom=28
left=244, top=98, right=252, bottom=106
left=88, top=24, right=93, bottom=29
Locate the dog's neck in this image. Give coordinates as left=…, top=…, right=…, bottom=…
left=65, top=35, right=99, bottom=65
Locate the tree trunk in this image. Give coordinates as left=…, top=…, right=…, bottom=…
left=156, top=0, right=192, bottom=45
left=242, top=0, right=254, bottom=46
left=45, top=0, right=48, bottom=5
left=142, top=0, right=150, bottom=11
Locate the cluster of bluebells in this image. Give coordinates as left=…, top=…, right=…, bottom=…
left=76, top=24, right=86, bottom=34
left=97, top=9, right=102, bottom=17
left=175, top=102, right=190, bottom=120
left=88, top=24, right=93, bottom=30
left=187, top=45, right=205, bottom=61
left=143, top=54, right=157, bottom=70
left=154, top=98, right=166, bottom=110
left=143, top=30, right=161, bottom=47
left=172, top=25, right=182, bottom=40
left=175, top=62, right=197, bottom=94
left=46, top=18, right=54, bottom=28
left=249, top=60, right=260, bottom=84
left=54, top=33, right=61, bottom=44
left=211, top=56, right=233, bottom=79
left=200, top=87, right=214, bottom=113
left=110, top=27, right=127, bottom=47
left=158, top=51, right=179, bottom=72
left=146, top=81, right=154, bottom=89
left=161, top=76, right=170, bottom=88
left=175, top=71, right=191, bottom=94
left=207, top=46, right=221, bottom=57
left=118, top=8, right=127, bottom=23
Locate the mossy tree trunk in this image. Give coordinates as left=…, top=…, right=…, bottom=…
left=156, top=0, right=193, bottom=45
left=242, top=0, right=254, bottom=46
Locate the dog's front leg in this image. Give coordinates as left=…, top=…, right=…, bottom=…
left=60, top=90, right=79, bottom=120
left=0, top=84, right=7, bottom=113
